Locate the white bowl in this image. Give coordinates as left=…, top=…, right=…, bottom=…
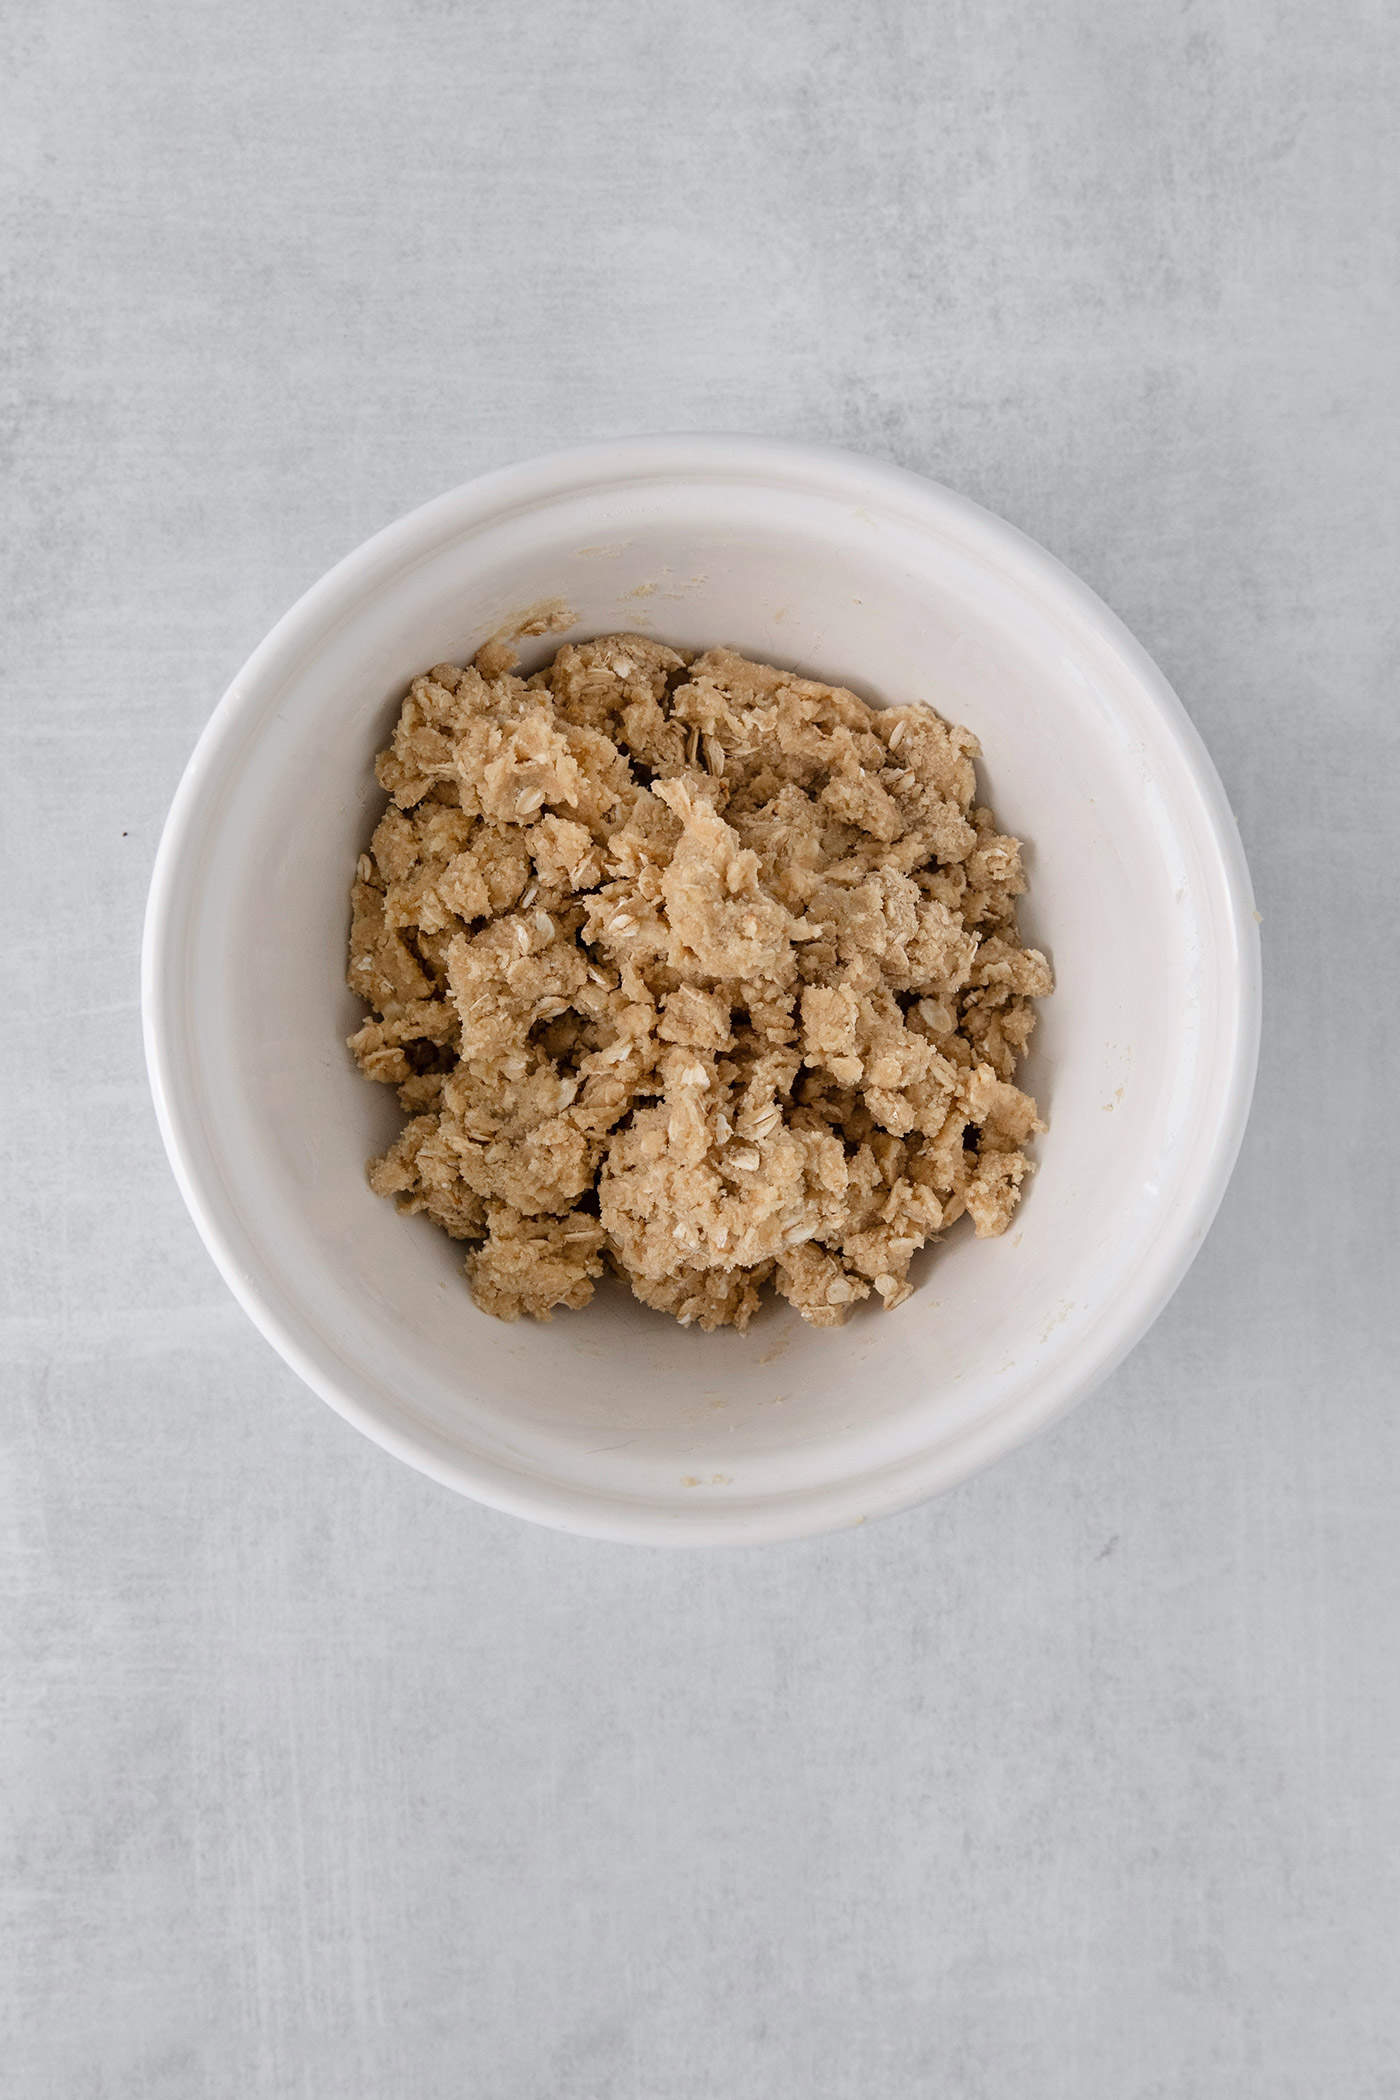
left=143, top=437, right=1260, bottom=1545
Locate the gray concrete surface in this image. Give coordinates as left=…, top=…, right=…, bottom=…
left=4, top=2, right=1398, bottom=2095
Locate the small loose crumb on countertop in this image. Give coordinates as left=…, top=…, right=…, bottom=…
left=347, top=634, right=1052, bottom=1332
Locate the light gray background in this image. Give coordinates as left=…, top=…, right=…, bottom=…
left=3, top=1, right=1397, bottom=2095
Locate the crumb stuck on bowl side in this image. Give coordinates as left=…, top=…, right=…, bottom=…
left=347, top=633, right=1052, bottom=1332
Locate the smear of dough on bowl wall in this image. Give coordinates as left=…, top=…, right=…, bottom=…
left=347, top=616, right=1052, bottom=1334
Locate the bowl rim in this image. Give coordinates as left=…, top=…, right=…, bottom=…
left=142, top=434, right=1261, bottom=1546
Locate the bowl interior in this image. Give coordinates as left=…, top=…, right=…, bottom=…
left=149, top=447, right=1255, bottom=1540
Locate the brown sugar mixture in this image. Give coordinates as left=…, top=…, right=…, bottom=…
left=347, top=636, right=1052, bottom=1330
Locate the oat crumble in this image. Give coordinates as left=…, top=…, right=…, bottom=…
left=347, top=636, right=1051, bottom=1330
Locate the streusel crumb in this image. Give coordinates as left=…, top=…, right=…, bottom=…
left=348, top=636, right=1051, bottom=1330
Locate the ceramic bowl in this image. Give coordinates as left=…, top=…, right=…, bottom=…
left=143, top=437, right=1260, bottom=1543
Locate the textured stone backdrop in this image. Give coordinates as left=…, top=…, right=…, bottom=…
left=3, top=2, right=1397, bottom=2095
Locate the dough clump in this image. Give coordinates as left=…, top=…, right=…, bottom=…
left=348, top=636, right=1051, bottom=1330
